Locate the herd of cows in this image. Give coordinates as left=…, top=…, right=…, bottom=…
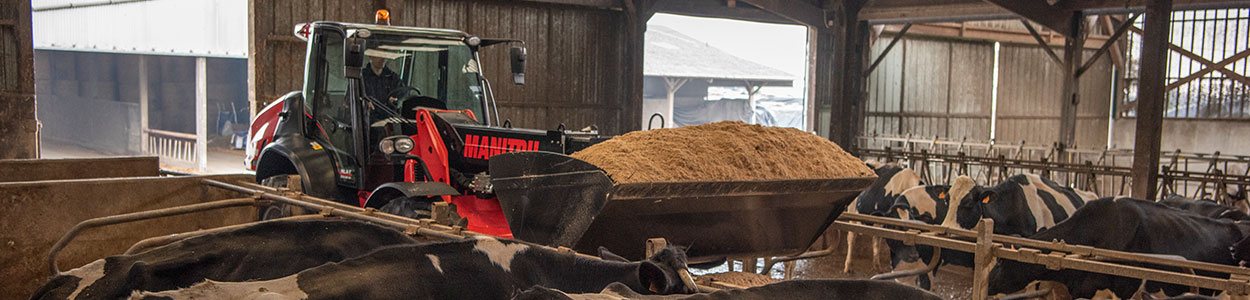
left=30, top=220, right=942, bottom=299
left=853, top=161, right=1250, bottom=299
left=28, top=160, right=1250, bottom=299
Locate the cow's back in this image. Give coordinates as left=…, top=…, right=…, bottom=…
left=33, top=219, right=416, bottom=300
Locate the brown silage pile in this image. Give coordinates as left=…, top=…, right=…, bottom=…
left=570, top=121, right=873, bottom=183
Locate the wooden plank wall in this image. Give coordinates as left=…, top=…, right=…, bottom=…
left=249, top=0, right=636, bottom=134
left=0, top=0, right=37, bottom=158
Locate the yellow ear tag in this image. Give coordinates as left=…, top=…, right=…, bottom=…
left=981, top=196, right=991, bottom=203
left=938, top=192, right=946, bottom=199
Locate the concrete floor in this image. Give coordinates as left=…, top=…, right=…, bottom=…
left=41, top=140, right=249, bottom=174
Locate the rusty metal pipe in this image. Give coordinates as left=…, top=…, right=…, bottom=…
left=204, top=179, right=475, bottom=241
left=123, top=214, right=327, bottom=255
left=871, top=247, right=943, bottom=281
left=995, top=288, right=1052, bottom=300
left=202, top=180, right=615, bottom=261
left=758, top=248, right=836, bottom=273
left=47, top=198, right=259, bottom=275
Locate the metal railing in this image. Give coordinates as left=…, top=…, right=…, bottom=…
left=1122, top=8, right=1250, bottom=120
left=857, top=135, right=1250, bottom=205
left=143, top=129, right=199, bottom=164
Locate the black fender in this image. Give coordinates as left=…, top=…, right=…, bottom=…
left=364, top=182, right=460, bottom=209
left=255, top=135, right=339, bottom=200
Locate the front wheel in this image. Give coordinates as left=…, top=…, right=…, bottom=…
left=378, top=197, right=434, bottom=220
left=258, top=174, right=305, bottom=220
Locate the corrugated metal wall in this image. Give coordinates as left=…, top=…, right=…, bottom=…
left=864, top=36, right=994, bottom=140
left=0, top=0, right=37, bottom=158
left=864, top=34, right=1113, bottom=148
left=996, top=44, right=1112, bottom=148
left=249, top=0, right=635, bottom=134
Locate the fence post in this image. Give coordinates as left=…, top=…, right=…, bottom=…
left=972, top=218, right=995, bottom=300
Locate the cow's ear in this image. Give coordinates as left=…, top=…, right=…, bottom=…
left=598, top=246, right=629, bottom=262
left=979, top=191, right=996, bottom=204
left=637, top=261, right=672, bottom=294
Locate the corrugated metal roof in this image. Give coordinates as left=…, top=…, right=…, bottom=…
left=645, top=25, right=793, bottom=86
left=32, top=0, right=247, bottom=58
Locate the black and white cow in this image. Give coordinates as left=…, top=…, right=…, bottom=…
left=132, top=236, right=698, bottom=300
left=513, top=279, right=943, bottom=300
left=853, top=163, right=923, bottom=216
left=31, top=219, right=417, bottom=300
left=846, top=163, right=924, bottom=273
left=941, top=174, right=1098, bottom=237
left=988, top=197, right=1250, bottom=299
left=880, top=185, right=970, bottom=290
left=1160, top=194, right=1250, bottom=221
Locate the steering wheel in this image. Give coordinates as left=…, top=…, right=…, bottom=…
left=316, top=115, right=348, bottom=133
left=386, top=86, right=423, bottom=104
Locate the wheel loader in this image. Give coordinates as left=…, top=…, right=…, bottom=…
left=247, top=11, right=873, bottom=261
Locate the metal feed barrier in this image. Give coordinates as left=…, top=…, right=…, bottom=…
left=835, top=213, right=1250, bottom=300
left=858, top=135, right=1250, bottom=206
left=45, top=178, right=724, bottom=293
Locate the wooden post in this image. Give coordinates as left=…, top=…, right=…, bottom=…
left=1131, top=0, right=1172, bottom=200
left=195, top=57, right=209, bottom=173
left=645, top=237, right=668, bottom=258
left=1058, top=12, right=1085, bottom=154
left=811, top=28, right=835, bottom=137
left=744, top=81, right=762, bottom=125
left=139, top=56, right=150, bottom=153
left=829, top=1, right=869, bottom=153
left=622, top=0, right=656, bottom=133
left=663, top=77, right=688, bottom=129
left=972, top=218, right=996, bottom=300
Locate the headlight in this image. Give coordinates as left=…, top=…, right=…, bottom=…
left=466, top=36, right=481, bottom=46
left=379, top=139, right=395, bottom=154
left=394, top=137, right=415, bottom=154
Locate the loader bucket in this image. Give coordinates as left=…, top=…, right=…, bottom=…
left=490, top=151, right=876, bottom=261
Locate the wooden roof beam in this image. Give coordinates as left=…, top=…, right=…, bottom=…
left=652, top=0, right=797, bottom=25
left=738, top=0, right=829, bottom=28
left=981, top=0, right=1077, bottom=36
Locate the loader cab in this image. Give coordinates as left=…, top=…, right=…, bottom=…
left=296, top=22, right=495, bottom=191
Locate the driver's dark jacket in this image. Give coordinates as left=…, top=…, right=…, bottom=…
left=363, top=63, right=403, bottom=105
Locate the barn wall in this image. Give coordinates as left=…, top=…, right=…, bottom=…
left=995, top=44, right=1112, bottom=149
left=249, top=0, right=635, bottom=134
left=1113, top=118, right=1250, bottom=155
left=863, top=34, right=1113, bottom=148
left=0, top=0, right=37, bottom=158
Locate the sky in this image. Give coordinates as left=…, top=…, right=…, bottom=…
left=647, top=13, right=810, bottom=98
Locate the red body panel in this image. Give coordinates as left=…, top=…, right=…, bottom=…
left=245, top=99, right=285, bottom=170
left=411, top=108, right=512, bottom=237
left=450, top=195, right=513, bottom=237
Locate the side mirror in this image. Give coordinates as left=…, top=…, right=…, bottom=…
left=510, top=46, right=527, bottom=85
left=344, top=37, right=367, bottom=79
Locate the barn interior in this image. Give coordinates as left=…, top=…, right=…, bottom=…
left=3, top=0, right=1250, bottom=299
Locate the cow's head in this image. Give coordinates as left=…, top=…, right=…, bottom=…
left=890, top=185, right=951, bottom=224
left=884, top=185, right=949, bottom=289
left=940, top=176, right=985, bottom=230
left=635, top=246, right=698, bottom=295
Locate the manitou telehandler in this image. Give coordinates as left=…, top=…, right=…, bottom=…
left=247, top=9, right=872, bottom=261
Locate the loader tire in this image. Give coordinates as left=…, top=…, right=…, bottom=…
left=258, top=174, right=305, bottom=220
left=379, top=197, right=433, bottom=220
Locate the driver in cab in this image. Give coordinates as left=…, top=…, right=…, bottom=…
left=364, top=54, right=404, bottom=110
